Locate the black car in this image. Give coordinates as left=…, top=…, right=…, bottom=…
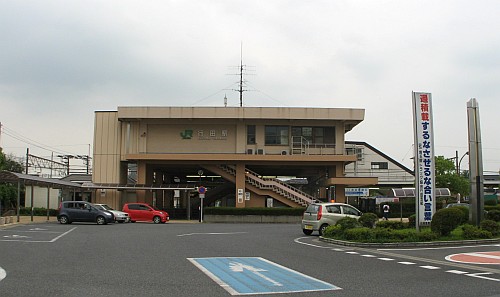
left=57, top=201, right=114, bottom=225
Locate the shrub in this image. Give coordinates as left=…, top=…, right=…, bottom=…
left=485, top=209, right=500, bottom=222
left=376, top=220, right=407, bottom=230
left=322, top=225, right=343, bottom=239
left=358, top=213, right=378, bottom=228
left=416, top=229, right=439, bottom=242
left=461, top=224, right=492, bottom=239
left=431, top=208, right=464, bottom=236
left=19, top=207, right=58, bottom=216
left=203, top=207, right=305, bottom=216
left=373, top=228, right=392, bottom=241
left=335, top=217, right=362, bottom=231
left=344, top=227, right=374, bottom=241
left=485, top=205, right=500, bottom=212
left=480, top=220, right=500, bottom=236
left=453, top=206, right=470, bottom=224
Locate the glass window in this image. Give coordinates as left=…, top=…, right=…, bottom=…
left=247, top=125, right=256, bottom=144
left=342, top=205, right=360, bottom=216
left=265, top=126, right=289, bottom=145
left=291, top=126, right=334, bottom=146
left=326, top=205, right=341, bottom=214
left=371, top=162, right=388, bottom=170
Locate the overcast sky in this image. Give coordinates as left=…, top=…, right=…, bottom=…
left=1, top=0, right=499, bottom=173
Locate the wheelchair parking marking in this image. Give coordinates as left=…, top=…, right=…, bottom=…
left=188, top=257, right=340, bottom=295
left=0, top=227, right=76, bottom=242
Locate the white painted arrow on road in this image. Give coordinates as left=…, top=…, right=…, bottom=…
left=229, top=262, right=283, bottom=286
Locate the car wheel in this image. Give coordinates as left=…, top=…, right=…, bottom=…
left=319, top=224, right=329, bottom=236
left=303, top=229, right=313, bottom=235
left=117, top=221, right=124, bottom=223
left=96, top=216, right=107, bottom=225
left=153, top=216, right=161, bottom=224
left=59, top=215, right=69, bottom=224
left=131, top=220, right=136, bottom=223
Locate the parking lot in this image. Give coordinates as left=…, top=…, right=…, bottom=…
left=0, top=221, right=499, bottom=297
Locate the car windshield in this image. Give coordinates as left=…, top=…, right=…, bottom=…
left=100, top=204, right=114, bottom=210
left=93, top=204, right=105, bottom=210
left=151, top=205, right=161, bottom=211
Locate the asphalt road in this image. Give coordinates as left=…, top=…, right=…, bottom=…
left=0, top=222, right=498, bottom=297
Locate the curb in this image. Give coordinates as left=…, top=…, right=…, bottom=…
left=319, top=236, right=500, bottom=248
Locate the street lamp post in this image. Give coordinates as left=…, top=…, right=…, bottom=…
left=458, top=151, right=469, bottom=176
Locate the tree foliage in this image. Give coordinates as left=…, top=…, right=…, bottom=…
left=0, top=148, right=24, bottom=209
left=435, top=156, right=469, bottom=197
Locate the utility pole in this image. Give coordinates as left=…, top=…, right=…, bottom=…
left=238, top=44, right=245, bottom=107
left=227, top=43, right=254, bottom=107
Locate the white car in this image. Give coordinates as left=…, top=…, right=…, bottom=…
left=93, top=203, right=130, bottom=223
left=301, top=202, right=362, bottom=236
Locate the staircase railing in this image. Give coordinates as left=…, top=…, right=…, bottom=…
left=218, top=165, right=316, bottom=207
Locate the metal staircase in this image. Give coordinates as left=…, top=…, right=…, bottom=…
left=215, top=165, right=317, bottom=207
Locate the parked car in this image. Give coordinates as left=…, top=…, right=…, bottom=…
left=445, top=203, right=469, bottom=209
left=93, top=203, right=130, bottom=223
left=301, top=202, right=362, bottom=236
left=57, top=201, right=114, bottom=225
left=122, top=203, right=169, bottom=224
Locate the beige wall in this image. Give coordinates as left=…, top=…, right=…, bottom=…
left=93, top=112, right=122, bottom=207
left=147, top=124, right=237, bottom=153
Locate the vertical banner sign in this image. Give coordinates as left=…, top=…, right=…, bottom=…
left=412, top=92, right=436, bottom=227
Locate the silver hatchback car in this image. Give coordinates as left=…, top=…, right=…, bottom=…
left=301, top=202, right=362, bottom=236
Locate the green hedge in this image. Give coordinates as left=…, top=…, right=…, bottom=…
left=19, top=207, right=58, bottom=216
left=204, top=207, right=305, bottom=216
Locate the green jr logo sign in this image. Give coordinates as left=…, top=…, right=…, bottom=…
left=180, top=129, right=193, bottom=139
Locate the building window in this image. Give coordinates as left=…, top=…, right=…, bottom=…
left=247, top=125, right=256, bottom=144
left=371, top=162, right=388, bottom=170
left=265, top=126, right=289, bottom=145
left=291, top=126, right=334, bottom=146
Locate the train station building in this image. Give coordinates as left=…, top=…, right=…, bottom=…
left=90, top=106, right=378, bottom=212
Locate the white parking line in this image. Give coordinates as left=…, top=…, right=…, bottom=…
left=447, top=270, right=469, bottom=275
left=49, top=227, right=76, bottom=242
left=378, top=258, right=394, bottom=261
left=420, top=266, right=440, bottom=270
left=398, top=262, right=416, bottom=265
left=177, top=232, right=248, bottom=237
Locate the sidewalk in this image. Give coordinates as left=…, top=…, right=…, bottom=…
left=0, top=216, right=56, bottom=226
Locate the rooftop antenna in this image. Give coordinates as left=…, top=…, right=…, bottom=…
left=238, top=44, right=244, bottom=107
left=224, top=94, right=227, bottom=107
left=226, top=42, right=255, bottom=107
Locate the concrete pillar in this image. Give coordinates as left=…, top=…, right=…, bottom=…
left=137, top=161, right=147, bottom=203
left=235, top=163, right=246, bottom=208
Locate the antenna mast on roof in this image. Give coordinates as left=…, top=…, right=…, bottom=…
left=227, top=42, right=255, bottom=107
left=238, top=44, right=245, bottom=107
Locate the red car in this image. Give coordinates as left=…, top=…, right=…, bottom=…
left=122, top=203, right=169, bottom=224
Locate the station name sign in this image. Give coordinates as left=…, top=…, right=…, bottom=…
left=345, top=188, right=369, bottom=197
left=180, top=129, right=228, bottom=140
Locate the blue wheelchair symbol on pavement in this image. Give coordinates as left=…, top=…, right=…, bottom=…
left=188, top=257, right=341, bottom=295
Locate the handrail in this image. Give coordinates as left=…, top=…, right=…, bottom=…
left=218, top=165, right=316, bottom=206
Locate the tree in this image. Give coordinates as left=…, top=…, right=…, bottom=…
left=0, top=148, right=24, bottom=210
left=435, top=156, right=469, bottom=201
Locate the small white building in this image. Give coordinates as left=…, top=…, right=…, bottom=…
left=344, top=141, right=414, bottom=188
